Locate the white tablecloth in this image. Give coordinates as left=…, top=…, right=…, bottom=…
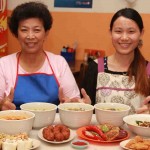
left=30, top=113, right=135, bottom=150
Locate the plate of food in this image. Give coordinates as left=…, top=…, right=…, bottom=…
left=38, top=124, right=76, bottom=144
left=0, top=132, right=40, bottom=150
left=30, top=139, right=41, bottom=149
left=120, top=139, right=131, bottom=150
left=120, top=136, right=150, bottom=150
left=76, top=124, right=129, bottom=143
left=0, top=138, right=40, bottom=150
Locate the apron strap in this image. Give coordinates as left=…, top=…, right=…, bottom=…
left=45, top=52, right=60, bottom=87
left=98, top=57, right=104, bottom=73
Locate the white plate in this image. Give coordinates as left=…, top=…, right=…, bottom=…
left=120, top=139, right=131, bottom=150
left=38, top=127, right=76, bottom=144
left=30, top=139, right=41, bottom=149
left=120, top=138, right=150, bottom=150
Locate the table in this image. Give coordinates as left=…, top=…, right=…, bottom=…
left=30, top=114, right=134, bottom=150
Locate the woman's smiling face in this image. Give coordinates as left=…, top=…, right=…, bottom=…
left=17, top=18, right=48, bottom=54
left=110, top=16, right=144, bottom=55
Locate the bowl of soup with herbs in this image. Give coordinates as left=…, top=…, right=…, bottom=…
left=94, top=103, right=131, bottom=127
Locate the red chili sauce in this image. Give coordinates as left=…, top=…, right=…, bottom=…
left=72, top=141, right=87, bottom=146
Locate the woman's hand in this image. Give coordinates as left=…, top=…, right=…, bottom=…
left=80, top=88, right=91, bottom=104
left=136, top=96, right=150, bottom=114
left=59, top=87, right=91, bottom=104
left=0, top=88, right=16, bottom=110
left=143, top=96, right=150, bottom=105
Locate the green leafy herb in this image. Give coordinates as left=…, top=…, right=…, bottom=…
left=101, top=125, right=109, bottom=133
left=136, top=120, right=143, bottom=125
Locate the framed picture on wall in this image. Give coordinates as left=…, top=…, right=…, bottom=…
left=54, top=0, right=93, bottom=8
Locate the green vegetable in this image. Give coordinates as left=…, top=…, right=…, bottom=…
left=136, top=120, right=143, bottom=125
left=101, top=125, right=109, bottom=133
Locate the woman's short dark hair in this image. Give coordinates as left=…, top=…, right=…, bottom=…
left=110, top=8, right=143, bottom=32
left=8, top=1, right=53, bottom=37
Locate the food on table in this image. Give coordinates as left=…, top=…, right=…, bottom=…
left=0, top=132, right=33, bottom=150
left=82, top=124, right=128, bottom=141
left=136, top=121, right=150, bottom=127
left=2, top=140, right=17, bottom=150
left=82, top=125, right=106, bottom=141
left=64, top=107, right=85, bottom=111
left=71, top=140, right=89, bottom=149
left=42, top=124, right=70, bottom=142
left=72, top=141, right=88, bottom=146
left=26, top=108, right=53, bottom=111
left=99, top=108, right=126, bottom=111
left=0, top=114, right=30, bottom=120
left=125, top=136, right=150, bottom=150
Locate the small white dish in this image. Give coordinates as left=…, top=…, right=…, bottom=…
left=30, top=139, right=41, bottom=149
left=71, top=139, right=89, bottom=149
left=120, top=139, right=132, bottom=150
left=38, top=127, right=75, bottom=144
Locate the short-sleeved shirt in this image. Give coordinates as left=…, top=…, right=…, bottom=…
left=0, top=51, right=80, bottom=101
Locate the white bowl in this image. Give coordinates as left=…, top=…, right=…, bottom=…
left=0, top=110, right=35, bottom=134
left=71, top=139, right=89, bottom=149
left=20, top=102, right=57, bottom=128
left=58, top=103, right=94, bottom=129
left=123, top=114, right=150, bottom=137
left=94, top=103, right=131, bottom=127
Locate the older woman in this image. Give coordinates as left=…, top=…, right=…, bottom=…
left=0, top=1, right=90, bottom=110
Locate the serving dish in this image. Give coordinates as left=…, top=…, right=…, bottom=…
left=120, top=139, right=132, bottom=150
left=120, top=136, right=150, bottom=150
left=76, top=126, right=129, bottom=143
left=94, top=103, right=131, bottom=127
left=123, top=114, right=150, bottom=137
left=30, top=139, right=41, bottom=149
left=0, top=138, right=40, bottom=150
left=20, top=102, right=57, bottom=128
left=71, top=139, right=89, bottom=149
left=58, top=103, right=94, bottom=129
left=38, top=127, right=75, bottom=144
left=0, top=110, right=35, bottom=134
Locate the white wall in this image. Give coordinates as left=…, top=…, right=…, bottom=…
left=7, top=0, right=150, bottom=13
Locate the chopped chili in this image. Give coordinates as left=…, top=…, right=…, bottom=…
left=72, top=141, right=87, bottom=146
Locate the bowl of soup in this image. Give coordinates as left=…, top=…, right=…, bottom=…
left=123, top=114, right=150, bottom=137
left=20, top=102, right=57, bottom=128
left=94, top=103, right=131, bottom=127
left=58, top=103, right=94, bottom=129
left=0, top=110, right=35, bottom=134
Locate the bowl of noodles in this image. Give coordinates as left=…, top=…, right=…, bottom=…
left=123, top=114, right=150, bottom=137
left=0, top=110, right=35, bottom=134
left=94, top=103, right=131, bottom=127
left=20, top=102, right=57, bottom=128
left=58, top=103, right=94, bottom=129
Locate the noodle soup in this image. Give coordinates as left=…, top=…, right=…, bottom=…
left=20, top=102, right=57, bottom=128
left=94, top=103, right=131, bottom=127
left=0, top=110, right=35, bottom=134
